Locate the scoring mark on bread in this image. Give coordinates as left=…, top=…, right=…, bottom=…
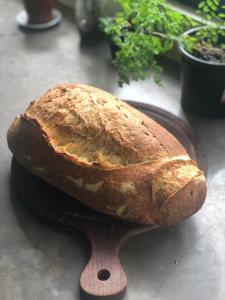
left=160, top=155, right=190, bottom=164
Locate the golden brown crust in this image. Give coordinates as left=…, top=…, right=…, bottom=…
left=7, top=84, right=207, bottom=225
left=24, top=84, right=187, bottom=168
left=157, top=175, right=206, bottom=225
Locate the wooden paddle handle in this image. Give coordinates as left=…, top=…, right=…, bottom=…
left=80, top=225, right=127, bottom=299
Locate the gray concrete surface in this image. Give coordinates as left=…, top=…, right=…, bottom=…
left=1, top=1, right=225, bottom=300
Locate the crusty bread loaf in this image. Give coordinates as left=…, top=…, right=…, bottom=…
left=7, top=84, right=206, bottom=225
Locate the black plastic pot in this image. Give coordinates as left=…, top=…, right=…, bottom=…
left=179, top=27, right=225, bottom=118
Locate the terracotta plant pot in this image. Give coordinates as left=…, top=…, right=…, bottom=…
left=179, top=27, right=225, bottom=118
left=23, top=0, right=54, bottom=24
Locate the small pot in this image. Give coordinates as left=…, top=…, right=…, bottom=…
left=75, top=0, right=102, bottom=42
left=179, top=26, right=225, bottom=118
left=23, top=0, right=54, bottom=24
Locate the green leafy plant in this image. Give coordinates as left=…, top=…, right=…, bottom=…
left=99, top=0, right=225, bottom=86
left=181, top=0, right=225, bottom=63
left=99, top=0, right=194, bottom=86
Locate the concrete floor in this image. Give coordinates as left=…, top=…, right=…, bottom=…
left=1, top=1, right=225, bottom=300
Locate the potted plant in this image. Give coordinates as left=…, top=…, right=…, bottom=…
left=179, top=1, right=225, bottom=117
left=23, top=0, right=54, bottom=24
left=16, top=0, right=62, bottom=30
left=99, top=0, right=225, bottom=117
left=99, top=0, right=193, bottom=86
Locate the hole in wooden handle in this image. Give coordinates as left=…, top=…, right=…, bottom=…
left=97, top=269, right=111, bottom=281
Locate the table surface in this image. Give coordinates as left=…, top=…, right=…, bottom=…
left=1, top=1, right=225, bottom=300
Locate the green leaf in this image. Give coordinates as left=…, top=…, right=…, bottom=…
left=209, top=4, right=218, bottom=11
left=218, top=13, right=225, bottom=18
left=207, top=0, right=212, bottom=4
left=203, top=6, right=210, bottom=13
left=198, top=2, right=206, bottom=9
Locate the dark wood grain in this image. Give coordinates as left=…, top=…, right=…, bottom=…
left=10, top=102, right=207, bottom=299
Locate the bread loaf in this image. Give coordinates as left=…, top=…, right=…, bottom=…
left=7, top=84, right=206, bottom=225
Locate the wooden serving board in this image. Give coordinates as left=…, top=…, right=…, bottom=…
left=10, top=102, right=207, bottom=300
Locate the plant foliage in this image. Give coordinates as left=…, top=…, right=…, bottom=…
left=99, top=0, right=225, bottom=86
left=99, top=0, right=194, bottom=85
left=181, top=0, right=225, bottom=62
